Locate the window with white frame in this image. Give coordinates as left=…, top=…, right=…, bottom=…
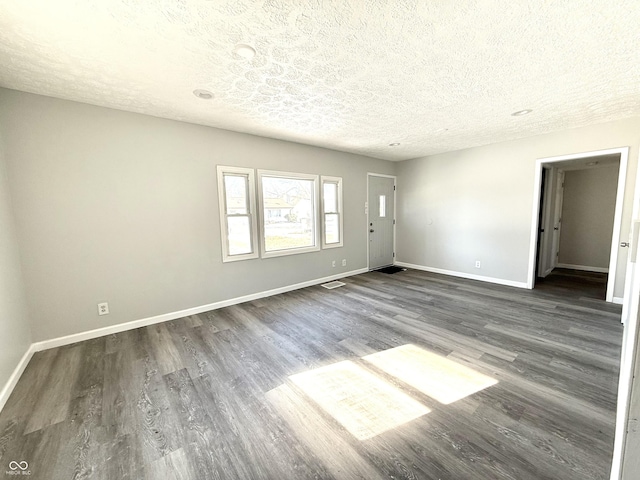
left=216, top=166, right=259, bottom=262
left=321, top=176, right=343, bottom=248
left=258, top=170, right=319, bottom=257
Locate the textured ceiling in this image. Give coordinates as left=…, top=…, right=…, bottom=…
left=550, top=153, right=621, bottom=171
left=1, top=0, right=639, bottom=161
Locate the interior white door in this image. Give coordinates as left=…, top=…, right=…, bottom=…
left=537, top=167, right=554, bottom=277
left=368, top=175, right=395, bottom=270
left=551, top=170, right=565, bottom=270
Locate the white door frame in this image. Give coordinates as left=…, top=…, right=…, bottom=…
left=526, top=147, right=629, bottom=302
left=366, top=173, right=397, bottom=270
left=611, top=144, right=640, bottom=479
left=611, top=220, right=640, bottom=479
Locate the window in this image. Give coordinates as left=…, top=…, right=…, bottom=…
left=322, top=176, right=343, bottom=248
left=258, top=170, right=320, bottom=258
left=379, top=194, right=386, bottom=218
left=217, top=167, right=342, bottom=260
left=217, top=166, right=259, bottom=262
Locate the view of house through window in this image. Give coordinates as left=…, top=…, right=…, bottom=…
left=218, top=167, right=340, bottom=260
left=260, top=172, right=318, bottom=255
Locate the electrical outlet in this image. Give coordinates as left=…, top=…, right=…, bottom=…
left=332, top=260, right=336, bottom=267
left=475, top=260, right=481, bottom=268
left=342, top=259, right=347, bottom=266
left=98, top=302, right=109, bottom=315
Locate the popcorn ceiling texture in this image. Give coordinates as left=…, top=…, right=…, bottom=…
left=1, top=0, right=639, bottom=161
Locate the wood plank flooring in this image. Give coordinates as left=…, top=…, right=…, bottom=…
left=0, top=268, right=622, bottom=479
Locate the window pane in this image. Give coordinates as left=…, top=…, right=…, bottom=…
left=379, top=195, right=386, bottom=218
left=325, top=213, right=340, bottom=244
left=262, top=176, right=315, bottom=252
left=224, top=174, right=248, bottom=214
left=217, top=166, right=258, bottom=262
left=227, top=216, right=252, bottom=255
left=323, top=182, right=338, bottom=213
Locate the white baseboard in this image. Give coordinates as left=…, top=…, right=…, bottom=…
left=3, top=263, right=622, bottom=413
left=556, top=263, right=609, bottom=273
left=32, top=268, right=369, bottom=353
left=0, top=344, right=36, bottom=413
left=2, top=268, right=368, bottom=411
left=613, top=296, right=624, bottom=305
left=394, top=262, right=528, bottom=289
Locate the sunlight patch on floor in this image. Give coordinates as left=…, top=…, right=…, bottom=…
left=363, top=344, right=498, bottom=404
left=289, top=360, right=430, bottom=440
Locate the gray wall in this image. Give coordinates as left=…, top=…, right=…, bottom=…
left=2, top=85, right=639, bottom=346
left=0, top=88, right=394, bottom=341
left=0, top=126, right=31, bottom=394
left=558, top=165, right=619, bottom=269
left=396, top=117, right=640, bottom=296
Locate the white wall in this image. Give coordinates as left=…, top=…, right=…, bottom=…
left=0, top=125, right=31, bottom=398
left=396, top=117, right=640, bottom=296
left=0, top=88, right=394, bottom=342
left=558, top=165, right=619, bottom=270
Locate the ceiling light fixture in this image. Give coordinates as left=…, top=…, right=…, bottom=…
left=586, top=161, right=599, bottom=166
left=389, top=142, right=401, bottom=147
left=511, top=109, right=533, bottom=116
left=233, top=44, right=257, bottom=60
left=193, top=89, right=214, bottom=100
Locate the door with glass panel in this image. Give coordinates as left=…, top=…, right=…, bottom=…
left=368, top=174, right=395, bottom=270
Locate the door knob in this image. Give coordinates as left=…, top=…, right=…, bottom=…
left=621, top=242, right=630, bottom=247
left=369, top=229, right=374, bottom=233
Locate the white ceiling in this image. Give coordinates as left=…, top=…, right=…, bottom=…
left=1, top=1, right=639, bottom=161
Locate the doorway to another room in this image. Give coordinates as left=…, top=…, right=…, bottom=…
left=530, top=148, right=628, bottom=302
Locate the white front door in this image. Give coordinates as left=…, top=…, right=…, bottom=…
left=368, top=175, right=395, bottom=270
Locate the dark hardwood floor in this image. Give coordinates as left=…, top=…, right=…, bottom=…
left=0, top=268, right=623, bottom=479
left=535, top=267, right=609, bottom=301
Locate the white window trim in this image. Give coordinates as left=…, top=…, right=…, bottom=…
left=216, top=165, right=259, bottom=262
left=321, top=175, right=344, bottom=249
left=258, top=169, right=320, bottom=258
